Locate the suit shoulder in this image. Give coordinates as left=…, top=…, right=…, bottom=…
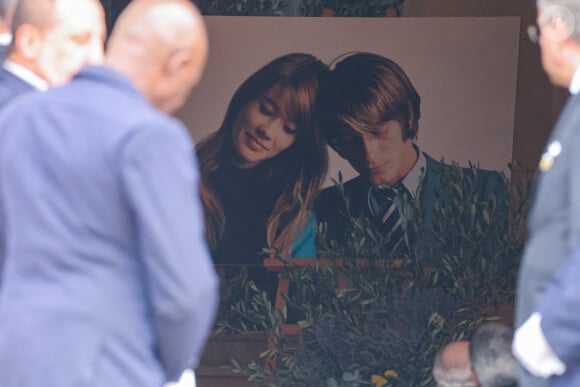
left=423, top=153, right=507, bottom=197
left=425, top=153, right=504, bottom=183
left=0, top=72, right=34, bottom=109
left=120, top=113, right=192, bottom=157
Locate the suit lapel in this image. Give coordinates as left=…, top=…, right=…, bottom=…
left=531, top=93, right=580, bottom=212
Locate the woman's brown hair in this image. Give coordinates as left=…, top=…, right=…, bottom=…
left=196, top=53, right=329, bottom=257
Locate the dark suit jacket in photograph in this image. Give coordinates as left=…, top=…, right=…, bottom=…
left=314, top=152, right=507, bottom=250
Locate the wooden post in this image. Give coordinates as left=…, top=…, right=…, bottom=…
left=322, top=8, right=335, bottom=17
left=385, top=7, right=398, bottom=17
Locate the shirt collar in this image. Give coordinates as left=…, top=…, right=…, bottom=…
left=366, top=144, right=426, bottom=217
left=3, top=60, right=48, bottom=91
left=569, top=67, right=580, bottom=95
left=399, top=143, right=426, bottom=198
left=0, top=33, right=11, bottom=45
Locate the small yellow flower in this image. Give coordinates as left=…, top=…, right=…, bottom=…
left=384, top=370, right=398, bottom=378
left=371, top=375, right=388, bottom=387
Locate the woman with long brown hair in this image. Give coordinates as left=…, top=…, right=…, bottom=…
left=196, top=53, right=329, bottom=294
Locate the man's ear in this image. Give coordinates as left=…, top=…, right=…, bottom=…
left=13, top=24, right=42, bottom=59
left=165, top=47, right=192, bottom=77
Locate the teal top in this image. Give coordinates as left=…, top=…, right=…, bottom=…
left=291, top=212, right=317, bottom=258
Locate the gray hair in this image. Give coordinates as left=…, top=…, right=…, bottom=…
left=537, top=0, right=580, bottom=39
left=469, top=323, right=518, bottom=387
left=433, top=347, right=478, bottom=387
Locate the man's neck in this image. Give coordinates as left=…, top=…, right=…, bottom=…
left=369, top=144, right=425, bottom=198
left=400, top=142, right=419, bottom=179
left=397, top=144, right=425, bottom=198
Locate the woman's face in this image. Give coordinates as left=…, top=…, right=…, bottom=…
left=232, top=84, right=298, bottom=169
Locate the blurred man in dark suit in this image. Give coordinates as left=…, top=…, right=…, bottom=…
left=0, top=0, right=218, bottom=386
left=513, top=1, right=580, bottom=386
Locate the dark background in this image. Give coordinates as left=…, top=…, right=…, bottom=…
left=99, top=0, right=131, bottom=35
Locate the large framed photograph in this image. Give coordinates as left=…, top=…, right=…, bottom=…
left=177, top=16, right=520, bottom=183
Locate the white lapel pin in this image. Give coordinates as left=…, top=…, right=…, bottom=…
left=539, top=140, right=562, bottom=172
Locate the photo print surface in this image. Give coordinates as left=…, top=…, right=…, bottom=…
left=176, top=15, right=520, bottom=270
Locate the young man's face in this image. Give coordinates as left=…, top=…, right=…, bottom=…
left=332, top=120, right=417, bottom=186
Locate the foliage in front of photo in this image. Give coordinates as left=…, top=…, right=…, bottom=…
left=195, top=0, right=406, bottom=17
left=216, top=162, right=531, bottom=387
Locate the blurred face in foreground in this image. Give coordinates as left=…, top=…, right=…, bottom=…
left=536, top=5, right=577, bottom=88
left=36, top=0, right=105, bottom=85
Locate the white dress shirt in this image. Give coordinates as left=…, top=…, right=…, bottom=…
left=164, top=369, right=196, bottom=387
left=513, top=312, right=566, bottom=377
left=3, top=60, right=48, bottom=91
left=569, top=66, right=580, bottom=95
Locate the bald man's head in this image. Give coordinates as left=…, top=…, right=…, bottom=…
left=11, top=0, right=54, bottom=35
left=433, top=341, right=478, bottom=387
left=9, top=0, right=105, bottom=85
left=106, top=0, right=209, bottom=113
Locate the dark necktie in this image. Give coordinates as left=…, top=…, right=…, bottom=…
left=368, top=185, right=404, bottom=249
